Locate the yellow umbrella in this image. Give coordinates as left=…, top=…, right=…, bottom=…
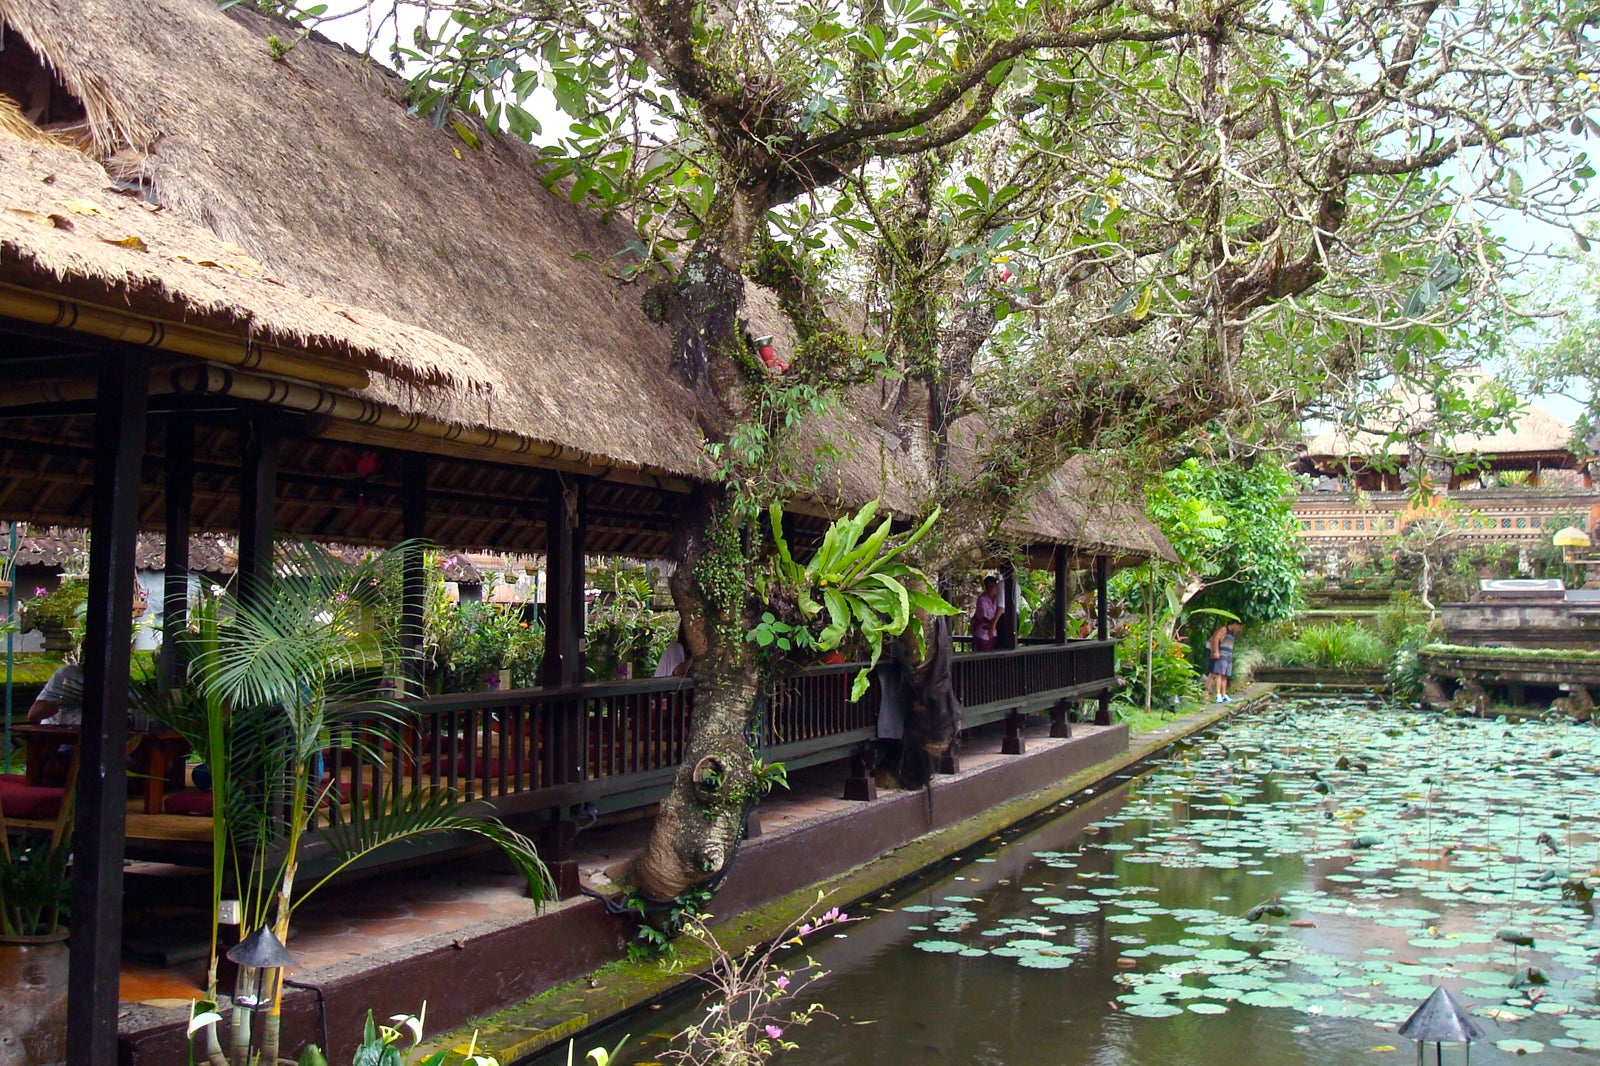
left=1553, top=526, right=1591, bottom=547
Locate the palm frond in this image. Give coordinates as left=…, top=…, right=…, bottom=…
left=305, top=786, right=554, bottom=906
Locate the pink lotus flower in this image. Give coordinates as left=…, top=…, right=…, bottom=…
left=764, top=1026, right=783, bottom=1040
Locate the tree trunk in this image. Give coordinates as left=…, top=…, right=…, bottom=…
left=630, top=648, right=760, bottom=900
left=891, top=615, right=963, bottom=788
left=629, top=489, right=762, bottom=902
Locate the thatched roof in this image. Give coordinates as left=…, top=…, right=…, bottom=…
left=800, top=381, right=1175, bottom=564
left=0, top=135, right=493, bottom=402
left=0, top=0, right=716, bottom=478
left=0, top=0, right=1169, bottom=563
left=1304, top=383, right=1574, bottom=463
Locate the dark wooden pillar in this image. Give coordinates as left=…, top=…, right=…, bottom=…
left=998, top=559, right=1018, bottom=650
left=842, top=742, right=877, bottom=801
left=539, top=477, right=585, bottom=897
left=1049, top=699, right=1074, bottom=739
left=67, top=349, right=149, bottom=1066
left=159, top=415, right=193, bottom=696
left=1095, top=555, right=1111, bottom=725
left=400, top=454, right=428, bottom=697
left=1095, top=555, right=1109, bottom=641
left=237, top=416, right=280, bottom=605
left=1053, top=546, right=1069, bottom=645
left=540, top=478, right=585, bottom=689
left=1002, top=709, right=1027, bottom=755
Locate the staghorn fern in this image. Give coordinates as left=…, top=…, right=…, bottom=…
left=762, top=501, right=959, bottom=700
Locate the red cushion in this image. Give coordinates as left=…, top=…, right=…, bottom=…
left=0, top=773, right=23, bottom=785
left=164, top=790, right=214, bottom=816
left=0, top=780, right=64, bottom=819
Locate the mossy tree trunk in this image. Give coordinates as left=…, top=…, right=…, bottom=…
left=630, top=488, right=764, bottom=900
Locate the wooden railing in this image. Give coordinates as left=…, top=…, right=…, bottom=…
left=953, top=640, right=1117, bottom=718
left=301, top=642, right=1114, bottom=832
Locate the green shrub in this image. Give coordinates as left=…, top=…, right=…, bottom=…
left=1229, top=643, right=1268, bottom=687
left=1274, top=620, right=1388, bottom=669
left=1117, top=617, right=1200, bottom=709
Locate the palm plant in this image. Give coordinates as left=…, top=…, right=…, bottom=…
left=152, top=543, right=552, bottom=1066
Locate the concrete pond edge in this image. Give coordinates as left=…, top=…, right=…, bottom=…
left=437, top=686, right=1275, bottom=1064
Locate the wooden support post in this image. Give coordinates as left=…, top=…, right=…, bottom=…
left=67, top=348, right=149, bottom=1066
left=743, top=808, right=763, bottom=839
left=158, top=415, right=193, bottom=697
left=237, top=415, right=280, bottom=605
left=998, top=559, right=1018, bottom=649
left=1002, top=708, right=1026, bottom=755
left=1049, top=698, right=1074, bottom=738
left=1096, top=690, right=1112, bottom=726
left=842, top=743, right=877, bottom=801
left=538, top=813, right=581, bottom=900
left=936, top=748, right=960, bottom=775
left=538, top=479, right=585, bottom=897
left=540, top=478, right=585, bottom=689
left=1053, top=546, right=1069, bottom=645
left=400, top=454, right=427, bottom=698
left=1095, top=555, right=1109, bottom=642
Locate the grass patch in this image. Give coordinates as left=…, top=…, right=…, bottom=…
left=1118, top=696, right=1215, bottom=735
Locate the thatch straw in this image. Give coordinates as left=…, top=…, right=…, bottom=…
left=0, top=134, right=493, bottom=402
left=1304, top=377, right=1573, bottom=460
left=0, top=0, right=718, bottom=477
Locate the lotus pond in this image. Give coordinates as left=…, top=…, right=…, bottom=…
left=552, top=697, right=1600, bottom=1064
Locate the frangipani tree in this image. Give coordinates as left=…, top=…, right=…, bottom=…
left=263, top=0, right=1600, bottom=903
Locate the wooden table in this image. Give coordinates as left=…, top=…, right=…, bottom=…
left=12, top=723, right=188, bottom=815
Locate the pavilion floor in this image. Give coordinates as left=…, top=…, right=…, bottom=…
left=113, top=714, right=1126, bottom=1023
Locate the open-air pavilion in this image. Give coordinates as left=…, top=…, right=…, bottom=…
left=0, top=3, right=1172, bottom=1063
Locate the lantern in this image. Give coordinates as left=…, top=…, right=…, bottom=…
left=226, top=926, right=294, bottom=1012
left=1397, top=986, right=1482, bottom=1065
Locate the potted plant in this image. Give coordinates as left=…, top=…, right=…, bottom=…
left=165, top=543, right=552, bottom=1066
left=0, top=811, right=72, bottom=1066
left=18, top=578, right=88, bottom=652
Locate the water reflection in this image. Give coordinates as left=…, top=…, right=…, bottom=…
left=528, top=701, right=1600, bottom=1066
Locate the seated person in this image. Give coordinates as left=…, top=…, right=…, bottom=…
left=27, top=660, right=83, bottom=726
left=26, top=660, right=83, bottom=787
left=654, top=639, right=691, bottom=678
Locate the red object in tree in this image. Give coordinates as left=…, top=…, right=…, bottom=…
left=999, top=266, right=1014, bottom=282
left=755, top=335, right=788, bottom=373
